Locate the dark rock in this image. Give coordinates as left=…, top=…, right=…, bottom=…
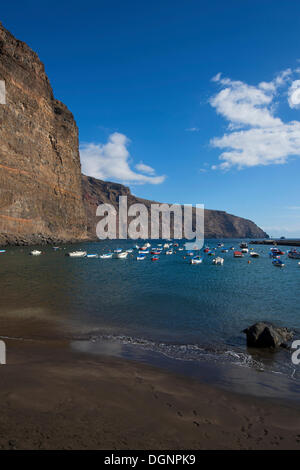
left=243, top=322, right=294, bottom=349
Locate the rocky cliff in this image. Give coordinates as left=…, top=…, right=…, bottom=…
left=0, top=23, right=267, bottom=245
left=82, top=175, right=268, bottom=239
left=0, top=22, right=87, bottom=246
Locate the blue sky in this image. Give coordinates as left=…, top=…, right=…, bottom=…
left=2, top=0, right=300, bottom=236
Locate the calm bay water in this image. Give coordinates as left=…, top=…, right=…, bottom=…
left=0, top=239, right=299, bottom=399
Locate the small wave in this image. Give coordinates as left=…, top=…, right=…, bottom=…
left=86, top=333, right=265, bottom=371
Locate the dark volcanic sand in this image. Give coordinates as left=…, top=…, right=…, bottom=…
left=0, top=338, right=300, bottom=450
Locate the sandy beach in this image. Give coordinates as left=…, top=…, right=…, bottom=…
left=0, top=338, right=299, bottom=450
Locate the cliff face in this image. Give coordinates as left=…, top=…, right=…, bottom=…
left=0, top=23, right=87, bottom=245
left=82, top=175, right=268, bottom=239
left=0, top=23, right=267, bottom=245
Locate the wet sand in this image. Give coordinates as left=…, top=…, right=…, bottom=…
left=0, top=338, right=300, bottom=450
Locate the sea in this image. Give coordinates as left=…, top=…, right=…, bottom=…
left=0, top=239, right=299, bottom=401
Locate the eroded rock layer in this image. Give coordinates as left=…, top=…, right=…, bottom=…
left=0, top=22, right=87, bottom=245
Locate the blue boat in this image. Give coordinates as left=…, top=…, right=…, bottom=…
left=272, top=259, right=285, bottom=267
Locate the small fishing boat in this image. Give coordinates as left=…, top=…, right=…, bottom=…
left=208, top=251, right=215, bottom=256
left=117, top=252, right=128, bottom=259
left=99, top=253, right=113, bottom=259
left=165, top=250, right=173, bottom=255
left=0, top=250, right=6, bottom=254
left=272, top=259, right=285, bottom=267
left=151, top=256, right=159, bottom=261
left=163, top=243, right=170, bottom=249
left=230, top=246, right=235, bottom=250
left=250, top=252, right=260, bottom=258
left=217, top=243, right=224, bottom=248
left=67, top=251, right=87, bottom=258
left=30, top=250, right=42, bottom=256
left=136, top=255, right=146, bottom=260
left=114, top=249, right=122, bottom=253
left=139, top=250, right=150, bottom=254
left=221, top=249, right=228, bottom=253
left=241, top=248, right=249, bottom=253
left=86, top=254, right=98, bottom=258
left=151, top=250, right=160, bottom=255
left=212, top=256, right=224, bottom=265
left=126, top=249, right=133, bottom=253
left=288, top=250, right=300, bottom=259
left=240, top=242, right=248, bottom=249
left=234, top=251, right=243, bottom=258
left=178, top=247, right=184, bottom=251
left=190, top=256, right=202, bottom=264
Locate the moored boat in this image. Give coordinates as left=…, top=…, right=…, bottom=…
left=288, top=250, right=300, bottom=259
left=67, top=251, right=87, bottom=258
left=117, top=252, right=128, bottom=259
left=30, top=250, right=42, bottom=256
left=240, top=242, right=248, bottom=249
left=250, top=252, right=259, bottom=258
left=272, top=259, right=285, bottom=267
left=212, top=256, right=224, bottom=265
left=234, top=251, right=243, bottom=258
left=99, top=253, right=113, bottom=259
left=190, top=256, right=202, bottom=264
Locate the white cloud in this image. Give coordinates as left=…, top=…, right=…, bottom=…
left=210, top=70, right=300, bottom=170
left=288, top=80, right=300, bottom=109
left=80, top=132, right=166, bottom=185
left=186, top=127, right=200, bottom=132
left=135, top=162, right=156, bottom=175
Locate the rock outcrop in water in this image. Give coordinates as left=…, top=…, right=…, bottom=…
left=0, top=22, right=87, bottom=246
left=82, top=175, right=268, bottom=239
left=0, top=23, right=267, bottom=245
left=243, top=322, right=294, bottom=349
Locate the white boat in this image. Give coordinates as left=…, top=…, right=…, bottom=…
left=117, top=252, right=128, bottom=259
left=163, top=243, right=170, bottom=249
left=86, top=254, right=98, bottom=258
left=241, top=248, right=249, bottom=253
left=99, top=253, right=113, bottom=259
left=67, top=251, right=87, bottom=258
left=126, top=249, right=133, bottom=253
left=190, top=256, right=202, bottom=264
left=165, top=250, right=173, bottom=255
left=136, top=255, right=146, bottom=260
left=240, top=242, right=248, bottom=249
left=213, top=256, right=224, bottom=265
left=30, top=250, right=42, bottom=256
left=139, top=250, right=150, bottom=254
left=250, top=252, right=260, bottom=258
left=114, top=249, right=122, bottom=253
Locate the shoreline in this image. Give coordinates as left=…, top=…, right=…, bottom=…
left=1, top=337, right=300, bottom=449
